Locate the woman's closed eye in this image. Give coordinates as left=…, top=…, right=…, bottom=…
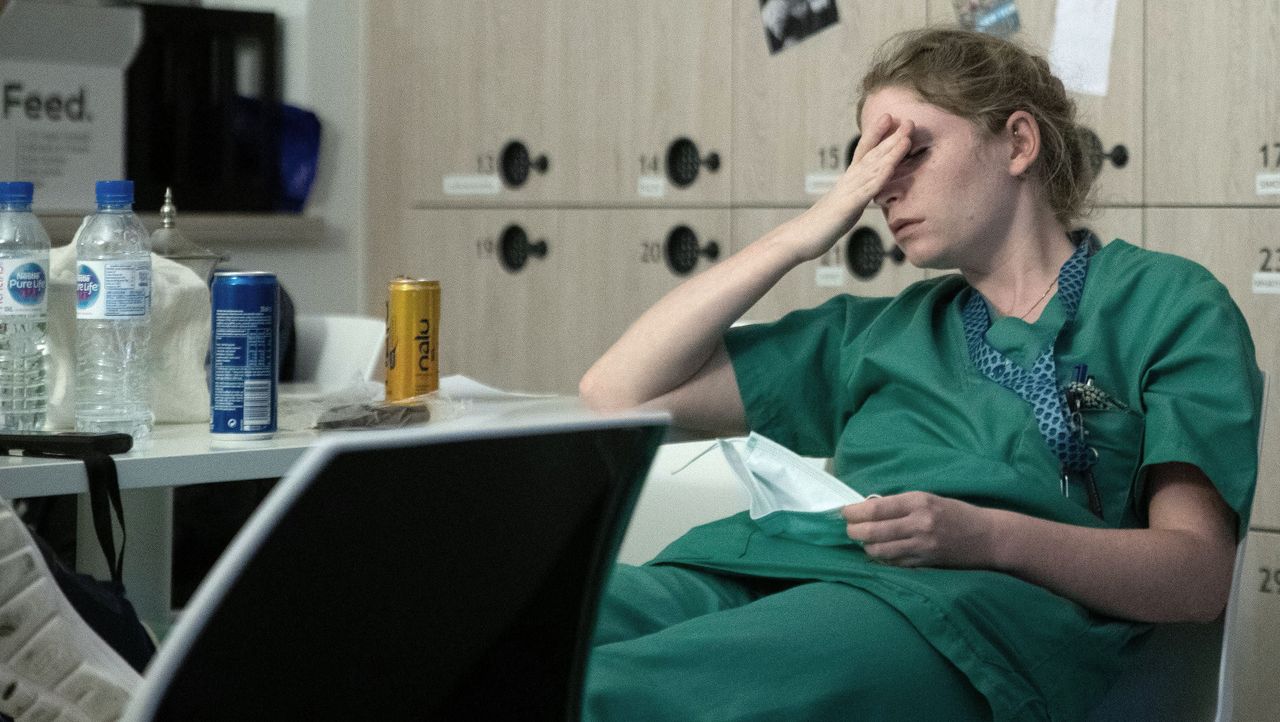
left=903, top=145, right=929, bottom=163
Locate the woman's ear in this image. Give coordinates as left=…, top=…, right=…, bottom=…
left=1005, top=111, right=1040, bottom=178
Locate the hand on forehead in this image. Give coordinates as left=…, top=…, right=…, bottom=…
left=860, top=87, right=965, bottom=156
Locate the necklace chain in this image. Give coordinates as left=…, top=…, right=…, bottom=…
left=1003, top=277, right=1058, bottom=321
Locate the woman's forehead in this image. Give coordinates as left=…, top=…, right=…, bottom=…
left=860, top=87, right=934, bottom=123
left=859, top=86, right=960, bottom=132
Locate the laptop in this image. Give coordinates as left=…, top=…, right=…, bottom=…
left=125, top=403, right=669, bottom=720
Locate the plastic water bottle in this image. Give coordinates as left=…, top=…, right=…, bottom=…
left=74, top=180, right=153, bottom=441
left=0, top=182, right=50, bottom=431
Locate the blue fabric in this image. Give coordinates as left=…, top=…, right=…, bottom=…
left=961, top=236, right=1093, bottom=473
left=276, top=103, right=321, bottom=213
left=30, top=532, right=155, bottom=673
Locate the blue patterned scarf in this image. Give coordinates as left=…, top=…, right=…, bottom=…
left=961, top=234, right=1095, bottom=473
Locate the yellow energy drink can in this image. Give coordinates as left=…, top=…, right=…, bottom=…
left=385, top=277, right=440, bottom=401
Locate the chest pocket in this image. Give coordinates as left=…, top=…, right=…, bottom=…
left=1081, top=405, right=1145, bottom=525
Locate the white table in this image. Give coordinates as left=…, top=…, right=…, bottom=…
left=0, top=424, right=320, bottom=498
left=0, top=383, right=600, bottom=633
left=0, top=424, right=321, bottom=632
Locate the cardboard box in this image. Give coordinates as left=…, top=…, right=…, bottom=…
left=0, top=0, right=140, bottom=212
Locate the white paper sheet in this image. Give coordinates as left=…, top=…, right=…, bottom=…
left=1048, top=0, right=1119, bottom=97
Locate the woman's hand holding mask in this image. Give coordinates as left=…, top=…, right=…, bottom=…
left=841, top=491, right=996, bottom=568
left=791, top=114, right=915, bottom=263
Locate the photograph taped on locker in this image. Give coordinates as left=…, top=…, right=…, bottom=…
left=759, top=0, right=838, bottom=54
left=951, top=0, right=1022, bottom=38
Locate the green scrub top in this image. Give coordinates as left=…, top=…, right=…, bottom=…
left=650, top=240, right=1263, bottom=721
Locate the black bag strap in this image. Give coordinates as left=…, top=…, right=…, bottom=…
left=24, top=448, right=127, bottom=586
left=81, top=450, right=127, bottom=586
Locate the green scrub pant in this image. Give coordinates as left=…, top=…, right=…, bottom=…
left=582, top=564, right=991, bottom=722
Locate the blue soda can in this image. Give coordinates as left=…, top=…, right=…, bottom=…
left=210, top=271, right=278, bottom=438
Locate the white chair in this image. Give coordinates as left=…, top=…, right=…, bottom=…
left=291, top=314, right=384, bottom=387
left=1084, top=542, right=1247, bottom=722
left=1087, top=375, right=1268, bottom=721
left=619, top=427, right=1262, bottom=721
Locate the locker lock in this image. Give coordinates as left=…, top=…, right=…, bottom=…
left=500, top=140, right=550, bottom=188
left=666, top=138, right=721, bottom=188
left=845, top=226, right=901, bottom=280
left=665, top=225, right=719, bottom=276
left=845, top=135, right=860, bottom=168
left=1077, top=128, right=1128, bottom=178
left=499, top=224, right=548, bottom=273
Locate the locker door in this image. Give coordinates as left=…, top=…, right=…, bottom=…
left=1076, top=207, right=1142, bottom=249
left=924, top=0, right=1143, bottom=205
left=731, top=209, right=928, bottom=322
left=587, top=0, right=733, bottom=206
left=554, top=209, right=732, bottom=376
left=1146, top=209, right=1280, bottom=529
left=381, top=1, right=586, bottom=207
left=731, top=1, right=927, bottom=206
left=1226, top=531, right=1280, bottom=721
left=366, top=3, right=407, bottom=312
left=386, top=210, right=567, bottom=392
left=391, top=0, right=732, bottom=208
left=390, top=209, right=730, bottom=394
left=1147, top=2, right=1280, bottom=205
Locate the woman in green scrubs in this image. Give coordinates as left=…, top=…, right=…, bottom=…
left=579, top=27, right=1262, bottom=722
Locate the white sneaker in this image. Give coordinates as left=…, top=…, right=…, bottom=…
left=0, top=505, right=141, bottom=721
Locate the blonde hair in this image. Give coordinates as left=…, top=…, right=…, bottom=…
left=857, top=27, right=1093, bottom=228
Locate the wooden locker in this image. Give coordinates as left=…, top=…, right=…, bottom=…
left=730, top=208, right=928, bottom=322
left=924, top=0, right=1143, bottom=205
left=598, top=0, right=733, bottom=206
left=731, top=0, right=927, bottom=206
left=382, top=0, right=731, bottom=209
left=1147, top=2, right=1280, bottom=205
left=1145, top=209, right=1280, bottom=529
left=366, top=0, right=414, bottom=313
left=1224, top=531, right=1280, bottom=721
left=1075, top=207, right=1142, bottom=248
left=382, top=209, right=729, bottom=394
left=373, top=1, right=570, bottom=206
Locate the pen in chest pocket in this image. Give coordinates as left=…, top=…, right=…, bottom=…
left=1064, top=364, right=1104, bottom=519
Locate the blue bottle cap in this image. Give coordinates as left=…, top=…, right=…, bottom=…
left=95, top=180, right=134, bottom=205
left=0, top=181, right=34, bottom=204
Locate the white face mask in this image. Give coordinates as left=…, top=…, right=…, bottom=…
left=716, top=432, right=870, bottom=546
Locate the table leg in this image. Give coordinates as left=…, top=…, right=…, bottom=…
left=76, top=487, right=174, bottom=635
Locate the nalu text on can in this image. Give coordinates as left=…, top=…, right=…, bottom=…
left=210, top=271, right=278, bottom=438
left=385, top=277, right=440, bottom=402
